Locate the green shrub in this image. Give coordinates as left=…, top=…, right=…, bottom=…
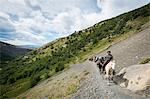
left=7, top=76, right=15, bottom=84
left=30, top=75, right=40, bottom=88
left=55, top=63, right=65, bottom=72
left=140, top=58, right=150, bottom=64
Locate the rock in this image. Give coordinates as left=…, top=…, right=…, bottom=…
left=115, top=64, right=150, bottom=92
left=120, top=82, right=126, bottom=88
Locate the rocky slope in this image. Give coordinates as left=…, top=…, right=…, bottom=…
left=114, top=64, right=150, bottom=92
left=72, top=27, right=150, bottom=99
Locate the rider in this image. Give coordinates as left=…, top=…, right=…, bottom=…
left=102, top=51, right=113, bottom=73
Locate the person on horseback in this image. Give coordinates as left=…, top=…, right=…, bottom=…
left=102, top=51, right=113, bottom=73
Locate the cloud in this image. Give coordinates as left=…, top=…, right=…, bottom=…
left=0, top=0, right=149, bottom=46
left=3, top=39, right=38, bottom=46
left=0, top=18, right=15, bottom=32
left=7, top=13, right=19, bottom=22
left=98, top=0, right=150, bottom=18
left=25, top=0, right=41, bottom=11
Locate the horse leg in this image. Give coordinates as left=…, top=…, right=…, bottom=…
left=105, top=66, right=109, bottom=79
left=109, top=68, right=114, bottom=81
left=99, top=65, right=103, bottom=75
left=102, top=65, right=104, bottom=74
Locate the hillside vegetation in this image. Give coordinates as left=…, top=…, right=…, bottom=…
left=0, top=3, right=150, bottom=98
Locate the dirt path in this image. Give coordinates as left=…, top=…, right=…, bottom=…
left=72, top=61, right=148, bottom=99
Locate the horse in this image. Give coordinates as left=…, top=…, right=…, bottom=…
left=96, top=57, right=105, bottom=74
left=105, top=60, right=116, bottom=80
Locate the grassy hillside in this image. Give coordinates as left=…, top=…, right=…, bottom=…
left=0, top=3, right=150, bottom=98
left=0, top=41, right=32, bottom=68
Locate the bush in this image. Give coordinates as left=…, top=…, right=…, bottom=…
left=140, top=58, right=150, bottom=64
left=30, top=75, right=40, bottom=88
left=44, top=72, right=49, bottom=79
left=7, top=76, right=15, bottom=84
left=55, top=63, right=65, bottom=72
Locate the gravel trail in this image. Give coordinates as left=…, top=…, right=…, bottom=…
left=72, top=61, right=147, bottom=99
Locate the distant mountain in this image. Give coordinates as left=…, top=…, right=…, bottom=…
left=19, top=45, right=40, bottom=49
left=0, top=41, right=32, bottom=67
left=0, top=3, right=149, bottom=99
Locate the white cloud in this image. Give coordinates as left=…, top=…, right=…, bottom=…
left=0, top=0, right=149, bottom=46
left=0, top=12, right=10, bottom=19
left=98, top=0, right=150, bottom=18
left=3, top=39, right=38, bottom=46
left=6, top=30, right=48, bottom=45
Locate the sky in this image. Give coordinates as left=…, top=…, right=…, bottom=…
left=0, top=0, right=149, bottom=46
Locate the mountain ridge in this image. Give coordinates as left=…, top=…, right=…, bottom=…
left=0, top=41, right=32, bottom=68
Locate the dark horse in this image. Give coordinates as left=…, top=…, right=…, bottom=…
left=96, top=57, right=105, bottom=73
